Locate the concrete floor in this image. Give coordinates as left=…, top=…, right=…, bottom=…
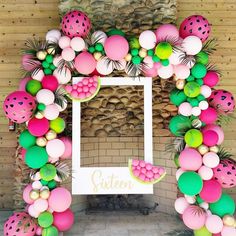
left=0, top=211, right=190, bottom=236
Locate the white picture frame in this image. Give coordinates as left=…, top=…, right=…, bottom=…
left=72, top=77, right=153, bottom=195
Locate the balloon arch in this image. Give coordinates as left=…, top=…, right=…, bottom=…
left=3, top=10, right=236, bottom=236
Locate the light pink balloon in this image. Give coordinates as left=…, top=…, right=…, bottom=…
left=158, top=64, right=174, bottom=79
left=61, top=47, right=75, bottom=61
left=74, top=52, right=97, bottom=75
left=206, top=215, right=223, bottom=234
left=70, top=37, right=85, bottom=51
left=139, top=30, right=157, bottom=50
left=44, top=104, right=60, bottom=120
left=104, top=35, right=129, bottom=60
left=182, top=35, right=202, bottom=55
left=23, top=184, right=34, bottom=204
left=174, top=197, right=189, bottom=214
left=34, top=198, right=49, bottom=213
left=58, top=36, right=71, bottom=49
left=46, top=139, right=65, bottom=158
left=60, top=137, right=72, bottom=159
left=174, top=64, right=190, bottom=79
left=202, top=124, right=224, bottom=145
left=19, top=77, right=31, bottom=91
left=201, top=85, right=212, bottom=98
left=203, top=152, right=220, bottom=168
left=36, top=227, right=42, bottom=236
left=28, top=204, right=40, bottom=218
left=48, top=187, right=72, bottom=212
left=198, top=165, right=213, bottom=180
left=143, top=62, right=160, bottom=77
left=178, top=102, right=192, bottom=116
left=221, top=226, right=236, bottom=236
left=155, top=24, right=179, bottom=42
left=169, top=50, right=185, bottom=65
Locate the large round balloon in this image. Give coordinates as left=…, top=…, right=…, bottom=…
left=178, top=171, right=203, bottom=195
left=199, top=180, right=222, bottom=203
left=184, top=82, right=201, bottom=98
left=60, top=137, right=72, bottom=159
left=25, top=146, right=48, bottom=169
left=191, top=63, right=207, bottom=79
left=184, top=129, right=203, bottom=148
left=179, top=15, right=211, bottom=42
left=28, top=117, right=49, bottom=137
left=23, top=184, right=34, bottom=204
left=202, top=124, right=224, bottom=145
left=139, top=30, right=156, bottom=50
left=3, top=91, right=36, bottom=123
left=183, top=205, right=207, bottom=230
left=104, top=35, right=129, bottom=60
left=19, top=130, right=36, bottom=149
left=208, top=90, right=235, bottom=114
left=53, top=208, right=74, bottom=232
left=61, top=10, right=91, bottom=38
left=203, top=71, right=219, bottom=87
left=209, top=193, right=235, bottom=217
left=169, top=115, right=192, bottom=136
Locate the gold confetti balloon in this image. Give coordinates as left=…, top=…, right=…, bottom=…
left=209, top=145, right=219, bottom=153
left=223, top=215, right=235, bottom=227
left=36, top=50, right=47, bottom=60
left=45, top=130, right=57, bottom=140
left=176, top=79, right=185, bottom=90
left=29, top=190, right=40, bottom=200
left=198, top=144, right=209, bottom=155
left=36, top=137, right=47, bottom=147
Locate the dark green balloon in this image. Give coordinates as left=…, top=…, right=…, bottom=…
left=38, top=211, right=53, bottom=228
left=196, top=195, right=204, bottom=204
left=40, top=179, right=48, bottom=186
left=191, top=63, right=207, bottom=79
left=25, top=146, right=48, bottom=169
left=195, top=78, right=203, bottom=86
left=107, top=28, right=125, bottom=37
left=26, top=80, right=42, bottom=96
left=131, top=48, right=139, bottom=56
left=45, top=54, right=54, bottom=64
left=196, top=51, right=209, bottom=65
left=161, top=59, right=169, bottom=66
left=197, top=94, right=205, bottom=102
left=88, top=46, right=95, bottom=53
left=48, top=180, right=57, bottom=189
left=178, top=171, right=203, bottom=196
left=44, top=68, right=52, bottom=75
left=170, top=88, right=187, bottom=106
left=209, top=193, right=235, bottom=217
left=132, top=55, right=141, bottom=65
left=42, top=226, right=58, bottom=236
left=19, top=130, right=36, bottom=149
left=95, top=43, right=104, bottom=52
left=169, top=115, right=192, bottom=136
left=186, top=75, right=195, bottom=82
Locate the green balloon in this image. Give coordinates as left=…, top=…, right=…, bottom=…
left=194, top=227, right=212, bottom=236
left=174, top=153, right=180, bottom=168
left=131, top=48, right=139, bottom=56
left=170, top=88, right=187, bottom=106
left=209, top=193, right=235, bottom=217
left=152, top=55, right=160, bottom=62
left=169, top=115, right=192, bottom=136
left=25, top=146, right=48, bottom=169
left=147, top=49, right=154, bottom=56
left=186, top=75, right=195, bottom=81
left=26, top=80, right=42, bottom=96
left=195, top=78, right=203, bottom=86
left=178, top=171, right=203, bottom=196
left=42, top=60, right=50, bottom=69
left=191, top=63, right=207, bottom=79
left=50, top=117, right=65, bottom=134
left=46, top=54, right=54, bottom=64
left=95, top=43, right=104, bottom=52
left=48, top=180, right=57, bottom=189
left=107, top=28, right=125, bottom=37
left=161, top=59, right=169, bottom=66
left=155, top=42, right=172, bottom=59
left=196, top=51, right=209, bottom=65
left=129, top=37, right=140, bottom=49
left=44, top=68, right=52, bottom=75
left=50, top=64, right=56, bottom=70
left=88, top=46, right=95, bottom=53
left=132, top=55, right=142, bottom=65
left=184, top=129, right=203, bottom=147
left=197, top=94, right=205, bottom=102
left=42, top=226, right=58, bottom=236
left=37, top=103, right=46, bottom=111
left=19, top=130, right=36, bottom=149
left=184, top=82, right=201, bottom=98
left=187, top=98, right=199, bottom=107
left=40, top=179, right=48, bottom=186
left=38, top=211, right=53, bottom=228
left=196, top=195, right=204, bottom=204
left=40, top=164, right=57, bottom=181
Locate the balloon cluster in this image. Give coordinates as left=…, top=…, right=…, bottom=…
left=2, top=10, right=236, bottom=236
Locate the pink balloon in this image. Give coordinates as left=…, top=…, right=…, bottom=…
left=174, top=197, right=189, bottom=214
left=198, top=165, right=213, bottom=180
left=58, top=36, right=71, bottom=49
left=62, top=47, right=76, bottom=61
left=19, top=77, right=31, bottom=91
left=60, top=137, right=72, bottom=159
left=199, top=180, right=222, bottom=203
left=28, top=117, right=49, bottom=137
left=48, top=187, right=72, bottom=212
left=206, top=215, right=223, bottom=234
left=104, top=35, right=129, bottom=60
left=46, top=139, right=65, bottom=158
left=23, top=184, right=34, bottom=204
left=183, top=205, right=207, bottom=230
left=202, top=130, right=219, bottom=147
left=42, top=75, right=59, bottom=92
left=179, top=148, right=203, bottom=171
left=221, top=226, right=236, bottom=236
left=34, top=198, right=49, bottom=213
left=203, top=152, right=220, bottom=168
left=174, top=64, right=190, bottom=79
left=21, top=148, right=27, bottom=161
left=199, top=107, right=218, bottom=124
left=158, top=64, right=174, bottom=79
left=74, top=52, right=97, bottom=75
left=203, top=71, right=219, bottom=87
left=22, top=54, right=40, bottom=71
left=155, top=24, right=179, bottom=42
left=202, top=124, right=224, bottom=145
left=36, top=227, right=43, bottom=235
left=53, top=208, right=74, bottom=232
left=143, top=62, right=160, bottom=77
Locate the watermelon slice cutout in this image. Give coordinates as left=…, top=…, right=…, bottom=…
left=129, top=159, right=166, bottom=184
left=64, top=76, right=101, bottom=102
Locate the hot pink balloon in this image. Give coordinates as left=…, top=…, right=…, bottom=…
left=74, top=52, right=97, bottom=75
left=61, top=10, right=91, bottom=38
left=28, top=117, right=49, bottom=137
left=179, top=15, right=211, bottom=42
left=60, top=137, right=72, bottom=159
left=179, top=148, right=203, bottom=171
left=104, top=35, right=129, bottom=60
left=155, top=24, right=179, bottom=42
left=199, top=107, right=218, bottom=124
left=199, top=180, right=222, bottom=203
left=202, top=130, right=219, bottom=147
left=53, top=208, right=74, bottom=232
left=206, top=215, right=223, bottom=234
left=202, top=124, right=224, bottom=145
left=23, top=184, right=34, bottom=204
left=183, top=205, right=207, bottom=230
left=48, top=187, right=72, bottom=212
left=203, top=71, right=219, bottom=87
left=19, top=77, right=31, bottom=91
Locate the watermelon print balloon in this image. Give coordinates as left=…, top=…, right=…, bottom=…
left=61, top=10, right=91, bottom=38
left=208, top=89, right=235, bottom=114
left=3, top=91, right=36, bottom=123
left=179, top=15, right=211, bottom=42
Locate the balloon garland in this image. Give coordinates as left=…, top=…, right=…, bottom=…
left=2, top=10, right=236, bottom=236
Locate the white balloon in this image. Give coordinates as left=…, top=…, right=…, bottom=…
left=169, top=50, right=184, bottom=65
left=43, top=104, right=60, bottom=120
left=178, top=102, right=192, bottom=116
left=32, top=69, right=44, bottom=82
left=58, top=36, right=71, bottom=49
left=198, top=165, right=213, bottom=180
left=158, top=64, right=174, bottom=79
left=182, top=36, right=202, bottom=55
left=96, top=56, right=114, bottom=75
left=46, top=29, right=61, bottom=42
left=32, top=180, right=42, bottom=190
left=203, top=152, right=220, bottom=168
left=46, top=139, right=65, bottom=158
left=53, top=67, right=72, bottom=84
left=176, top=168, right=185, bottom=180
left=36, top=89, right=55, bottom=105
left=174, top=197, right=189, bottom=214
left=91, top=31, right=107, bottom=45
left=201, top=85, right=212, bottom=98
left=200, top=202, right=209, bottom=210
left=70, top=37, right=85, bottom=52
left=184, top=195, right=196, bottom=204
left=199, top=100, right=209, bottom=110
left=139, top=30, right=157, bottom=50
left=191, top=106, right=201, bottom=116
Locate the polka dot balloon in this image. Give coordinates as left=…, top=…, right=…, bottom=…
left=179, top=15, right=211, bottom=42
left=61, top=10, right=91, bottom=38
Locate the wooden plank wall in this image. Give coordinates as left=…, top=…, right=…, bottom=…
left=0, top=0, right=60, bottom=209
left=0, top=0, right=236, bottom=209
